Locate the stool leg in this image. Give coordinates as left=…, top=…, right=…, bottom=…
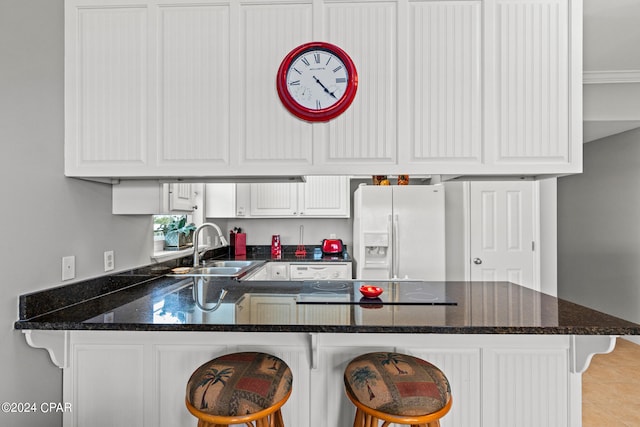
left=364, top=413, right=378, bottom=427
left=353, top=408, right=364, bottom=427
left=272, top=408, right=285, bottom=427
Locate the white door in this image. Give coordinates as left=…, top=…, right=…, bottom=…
left=469, top=181, right=536, bottom=289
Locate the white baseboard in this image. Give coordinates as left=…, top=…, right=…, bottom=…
left=621, top=335, right=640, bottom=346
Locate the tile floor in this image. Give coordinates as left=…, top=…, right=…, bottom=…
left=583, top=338, right=640, bottom=427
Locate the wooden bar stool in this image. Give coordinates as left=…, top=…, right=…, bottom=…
left=185, top=352, right=293, bottom=427
left=344, top=352, right=452, bottom=427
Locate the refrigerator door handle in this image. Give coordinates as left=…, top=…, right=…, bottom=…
left=393, top=214, right=399, bottom=278
left=387, top=214, right=393, bottom=279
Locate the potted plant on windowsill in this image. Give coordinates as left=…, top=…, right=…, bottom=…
left=160, top=216, right=197, bottom=250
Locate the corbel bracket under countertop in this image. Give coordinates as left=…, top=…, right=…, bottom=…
left=22, top=330, right=69, bottom=369
left=570, top=334, right=617, bottom=374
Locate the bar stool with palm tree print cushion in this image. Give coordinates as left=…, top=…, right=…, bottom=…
left=186, top=352, right=293, bottom=427
left=344, top=352, right=452, bottom=427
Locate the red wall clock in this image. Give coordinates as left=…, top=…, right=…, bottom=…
left=276, top=42, right=358, bottom=122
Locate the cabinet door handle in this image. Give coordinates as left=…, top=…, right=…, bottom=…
left=473, top=258, right=483, bottom=265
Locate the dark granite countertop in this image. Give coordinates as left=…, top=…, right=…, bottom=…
left=14, top=246, right=640, bottom=334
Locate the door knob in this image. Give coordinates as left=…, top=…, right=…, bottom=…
left=473, top=258, right=483, bottom=265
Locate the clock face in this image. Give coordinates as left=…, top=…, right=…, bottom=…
left=277, top=42, right=358, bottom=122
left=285, top=49, right=349, bottom=111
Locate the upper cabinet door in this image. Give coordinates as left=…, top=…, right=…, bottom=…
left=65, top=1, right=150, bottom=177
left=156, top=2, right=232, bottom=172
left=299, top=176, right=350, bottom=217
left=249, top=183, right=299, bottom=216
left=248, top=177, right=350, bottom=218
left=237, top=3, right=314, bottom=170
left=483, top=0, right=581, bottom=175
left=316, top=1, right=398, bottom=168
left=403, top=0, right=482, bottom=167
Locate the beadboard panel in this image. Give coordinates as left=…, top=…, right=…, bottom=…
left=249, top=183, right=298, bottom=215
left=484, top=347, right=569, bottom=426
left=155, top=344, right=230, bottom=427
left=492, top=0, right=569, bottom=163
left=60, top=332, right=581, bottom=427
left=408, top=0, right=482, bottom=163
left=320, top=2, right=397, bottom=164
left=239, top=3, right=313, bottom=164
left=72, top=6, right=148, bottom=164
left=399, top=349, right=481, bottom=427
left=72, top=344, right=145, bottom=426
left=300, top=175, right=349, bottom=215
left=313, top=344, right=388, bottom=427
left=157, top=4, right=231, bottom=165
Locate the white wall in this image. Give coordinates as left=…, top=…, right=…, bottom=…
left=0, top=1, right=154, bottom=426
left=558, top=128, right=640, bottom=325
left=584, top=0, right=640, bottom=71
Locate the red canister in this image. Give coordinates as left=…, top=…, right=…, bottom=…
left=271, top=234, right=281, bottom=258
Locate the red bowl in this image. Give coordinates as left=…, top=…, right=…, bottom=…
left=359, top=285, right=383, bottom=298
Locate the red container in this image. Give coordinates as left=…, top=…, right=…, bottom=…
left=271, top=235, right=281, bottom=258
left=321, top=239, right=344, bottom=255
left=230, top=232, right=246, bottom=258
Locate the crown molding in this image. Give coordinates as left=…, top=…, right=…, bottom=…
left=583, top=70, right=640, bottom=84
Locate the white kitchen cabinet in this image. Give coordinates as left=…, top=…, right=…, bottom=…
left=482, top=0, right=580, bottom=175
left=112, top=181, right=197, bottom=214
left=65, top=0, right=581, bottom=180
left=250, top=183, right=299, bottom=216
left=235, top=294, right=298, bottom=324
left=28, top=330, right=605, bottom=427
left=65, top=0, right=234, bottom=179
left=250, top=176, right=350, bottom=217
left=204, top=183, right=250, bottom=218
left=205, top=176, right=349, bottom=218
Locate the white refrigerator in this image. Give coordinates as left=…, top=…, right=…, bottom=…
left=353, top=184, right=446, bottom=280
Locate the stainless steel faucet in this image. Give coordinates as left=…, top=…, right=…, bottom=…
left=193, top=222, right=229, bottom=266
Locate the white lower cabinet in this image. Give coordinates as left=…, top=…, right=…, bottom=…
left=53, top=331, right=587, bottom=427
left=236, top=295, right=298, bottom=324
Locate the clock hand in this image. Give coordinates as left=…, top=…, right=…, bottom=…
left=313, top=76, right=337, bottom=99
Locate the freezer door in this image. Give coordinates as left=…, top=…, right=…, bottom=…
left=354, top=186, right=393, bottom=279
left=392, top=186, right=446, bottom=280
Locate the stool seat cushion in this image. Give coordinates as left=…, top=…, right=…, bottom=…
left=187, top=352, right=292, bottom=417
left=344, top=352, right=450, bottom=416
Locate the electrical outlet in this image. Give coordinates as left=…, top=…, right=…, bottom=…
left=104, top=250, right=114, bottom=271
left=62, top=256, right=75, bottom=281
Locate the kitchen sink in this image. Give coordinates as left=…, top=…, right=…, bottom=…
left=204, top=260, right=258, bottom=268
left=188, top=267, right=244, bottom=276
left=167, top=260, right=265, bottom=278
